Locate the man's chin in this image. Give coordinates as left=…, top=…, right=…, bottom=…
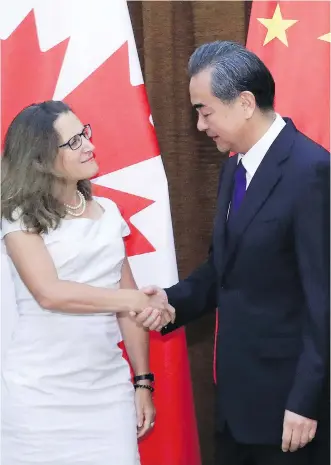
left=215, top=139, right=231, bottom=154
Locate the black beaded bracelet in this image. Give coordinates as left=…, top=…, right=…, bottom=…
left=134, top=384, right=155, bottom=393
left=133, top=373, right=154, bottom=383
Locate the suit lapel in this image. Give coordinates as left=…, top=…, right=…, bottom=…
left=216, top=155, right=238, bottom=226
left=213, top=154, right=238, bottom=275
left=220, top=118, right=297, bottom=277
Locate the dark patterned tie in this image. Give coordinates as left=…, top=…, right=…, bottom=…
left=228, top=159, right=247, bottom=222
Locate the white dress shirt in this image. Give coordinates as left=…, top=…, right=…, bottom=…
left=238, top=113, right=286, bottom=189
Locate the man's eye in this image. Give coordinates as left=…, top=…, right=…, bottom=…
left=202, top=114, right=211, bottom=118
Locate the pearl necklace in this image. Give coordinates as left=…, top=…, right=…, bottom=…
left=64, top=190, right=86, bottom=217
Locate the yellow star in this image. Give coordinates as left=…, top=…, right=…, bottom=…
left=318, top=32, right=331, bottom=43
left=257, top=4, right=298, bottom=47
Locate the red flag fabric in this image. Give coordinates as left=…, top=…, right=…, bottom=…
left=0, top=2, right=200, bottom=465
left=246, top=1, right=330, bottom=151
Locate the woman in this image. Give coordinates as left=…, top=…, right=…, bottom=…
left=1, top=101, right=169, bottom=465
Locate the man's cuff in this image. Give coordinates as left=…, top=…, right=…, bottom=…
left=160, top=321, right=180, bottom=336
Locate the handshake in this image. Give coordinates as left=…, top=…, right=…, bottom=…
left=129, top=286, right=176, bottom=332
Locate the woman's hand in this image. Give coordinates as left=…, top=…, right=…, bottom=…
left=130, top=286, right=176, bottom=331
left=135, top=387, right=156, bottom=439
left=129, top=290, right=167, bottom=315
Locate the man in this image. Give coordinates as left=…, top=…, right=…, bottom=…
left=135, top=41, right=330, bottom=465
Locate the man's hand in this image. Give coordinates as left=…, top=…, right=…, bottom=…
left=282, top=410, right=317, bottom=452
left=130, top=286, right=176, bottom=331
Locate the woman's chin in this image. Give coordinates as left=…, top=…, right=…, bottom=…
left=81, top=159, right=99, bottom=179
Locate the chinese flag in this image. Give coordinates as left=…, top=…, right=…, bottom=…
left=0, top=1, right=200, bottom=464
left=246, top=1, right=330, bottom=151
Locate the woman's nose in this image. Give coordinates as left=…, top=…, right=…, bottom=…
left=82, top=138, right=95, bottom=152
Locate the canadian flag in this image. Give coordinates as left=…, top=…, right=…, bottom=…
left=0, top=1, right=200, bottom=464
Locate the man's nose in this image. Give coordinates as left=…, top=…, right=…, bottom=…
left=197, top=114, right=208, bottom=132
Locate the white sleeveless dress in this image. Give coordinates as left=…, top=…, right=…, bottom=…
left=1, top=197, right=140, bottom=465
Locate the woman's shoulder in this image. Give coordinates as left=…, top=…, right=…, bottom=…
left=93, top=196, right=129, bottom=237
left=1, top=208, right=26, bottom=238
left=93, top=196, right=120, bottom=213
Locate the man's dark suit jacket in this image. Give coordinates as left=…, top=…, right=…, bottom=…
left=162, top=118, right=330, bottom=445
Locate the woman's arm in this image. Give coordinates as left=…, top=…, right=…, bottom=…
left=117, top=257, right=156, bottom=438
left=4, top=231, right=164, bottom=314
left=117, top=257, right=151, bottom=376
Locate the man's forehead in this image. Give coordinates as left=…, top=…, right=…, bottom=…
left=190, top=68, right=212, bottom=86
left=190, top=72, right=212, bottom=100
left=189, top=85, right=212, bottom=108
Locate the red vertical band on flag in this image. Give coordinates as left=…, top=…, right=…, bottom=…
left=139, top=330, right=201, bottom=465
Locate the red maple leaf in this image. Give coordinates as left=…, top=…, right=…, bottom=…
left=1, top=11, right=157, bottom=257
left=63, top=42, right=160, bottom=175
left=0, top=11, right=69, bottom=145
left=93, top=184, right=155, bottom=256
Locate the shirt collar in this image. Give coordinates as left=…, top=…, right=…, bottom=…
left=238, top=114, right=286, bottom=178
